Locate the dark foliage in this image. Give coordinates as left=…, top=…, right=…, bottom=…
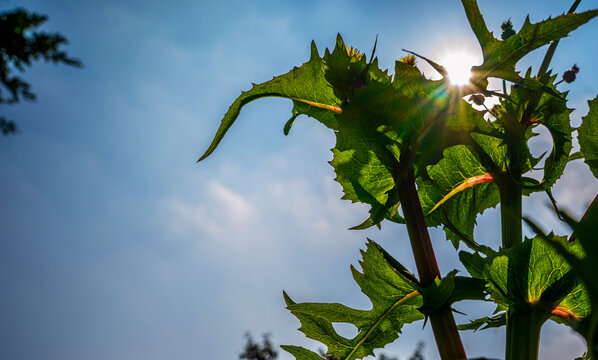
left=240, top=333, right=278, bottom=360
left=500, top=19, right=516, bottom=40
left=241, top=332, right=425, bottom=360
left=318, top=342, right=425, bottom=360
left=406, top=342, right=425, bottom=360
left=0, top=7, right=81, bottom=135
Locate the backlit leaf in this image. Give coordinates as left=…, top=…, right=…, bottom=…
left=461, top=0, right=598, bottom=89
left=460, top=235, right=590, bottom=326
left=579, top=95, right=598, bottom=179
left=526, top=200, right=598, bottom=357
left=281, top=346, right=325, bottom=360
left=198, top=41, right=341, bottom=161
left=283, top=240, right=423, bottom=360
left=459, top=312, right=507, bottom=331
left=418, top=141, right=501, bottom=250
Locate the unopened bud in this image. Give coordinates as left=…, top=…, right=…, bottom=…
left=469, top=94, right=485, bottom=106
left=562, top=64, right=579, bottom=84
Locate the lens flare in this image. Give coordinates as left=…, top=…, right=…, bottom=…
left=440, top=52, right=479, bottom=86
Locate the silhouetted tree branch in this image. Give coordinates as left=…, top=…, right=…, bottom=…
left=240, top=332, right=425, bottom=360
left=240, top=333, right=277, bottom=360
left=0, top=6, right=81, bottom=135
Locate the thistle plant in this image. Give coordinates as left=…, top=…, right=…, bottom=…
left=199, top=1, right=598, bottom=359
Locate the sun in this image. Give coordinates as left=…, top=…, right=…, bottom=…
left=439, top=51, right=480, bottom=86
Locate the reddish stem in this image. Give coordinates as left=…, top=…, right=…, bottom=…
left=396, top=166, right=467, bottom=360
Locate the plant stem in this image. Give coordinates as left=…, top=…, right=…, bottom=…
left=524, top=0, right=581, bottom=124
left=498, top=171, right=522, bottom=248
left=396, top=166, right=467, bottom=360
left=537, top=0, right=581, bottom=78
left=505, top=305, right=546, bottom=360
left=397, top=168, right=440, bottom=284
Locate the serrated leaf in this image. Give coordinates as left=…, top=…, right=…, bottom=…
left=281, top=345, right=326, bottom=360
left=460, top=236, right=591, bottom=325
left=419, top=271, right=457, bottom=315
left=199, top=41, right=341, bottom=161
left=469, top=75, right=573, bottom=195
left=459, top=312, right=507, bottom=331
left=461, top=0, right=598, bottom=89
left=329, top=56, right=487, bottom=228
left=329, top=80, right=401, bottom=228
left=526, top=202, right=598, bottom=358
left=200, top=34, right=491, bottom=229
left=579, top=95, right=598, bottom=179
left=283, top=240, right=423, bottom=360
left=451, top=276, right=489, bottom=304
left=536, top=88, right=573, bottom=188
left=419, top=270, right=487, bottom=315
left=417, top=142, right=500, bottom=250
left=500, top=75, right=574, bottom=189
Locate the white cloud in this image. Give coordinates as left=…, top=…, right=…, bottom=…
left=208, top=181, right=254, bottom=223
left=540, top=322, right=587, bottom=360
left=166, top=180, right=258, bottom=241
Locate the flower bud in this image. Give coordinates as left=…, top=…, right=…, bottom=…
left=469, top=94, right=485, bottom=106
left=345, top=46, right=364, bottom=60
left=399, top=54, right=416, bottom=67
left=562, top=64, right=579, bottom=84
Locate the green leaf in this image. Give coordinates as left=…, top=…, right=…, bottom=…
left=535, top=86, right=573, bottom=189
left=327, top=56, right=401, bottom=227
left=462, top=75, right=573, bottom=196
left=330, top=55, right=487, bottom=228
left=198, top=41, right=341, bottom=161
left=283, top=240, right=423, bottom=360
left=461, top=0, right=598, bottom=89
left=419, top=272, right=457, bottom=315
left=451, top=275, right=489, bottom=304
left=281, top=346, right=326, bottom=360
left=459, top=312, right=507, bottom=331
left=329, top=88, right=400, bottom=228
left=200, top=34, right=490, bottom=229
left=500, top=74, right=573, bottom=189
left=419, top=270, right=487, bottom=315
left=418, top=141, right=500, bottom=250
left=575, top=352, right=591, bottom=360
left=460, top=236, right=591, bottom=325
left=525, top=202, right=598, bottom=358
left=325, top=49, right=410, bottom=228
left=526, top=198, right=598, bottom=305
left=579, top=95, right=598, bottom=179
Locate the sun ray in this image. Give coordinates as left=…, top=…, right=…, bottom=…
left=440, top=51, right=480, bottom=86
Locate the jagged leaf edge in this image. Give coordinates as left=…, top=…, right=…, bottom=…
left=282, top=240, right=423, bottom=360
left=199, top=40, right=341, bottom=161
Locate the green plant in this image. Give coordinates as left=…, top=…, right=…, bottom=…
left=200, top=1, right=598, bottom=359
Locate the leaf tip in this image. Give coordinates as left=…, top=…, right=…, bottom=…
left=283, top=290, right=296, bottom=306
left=335, top=33, right=345, bottom=49
left=309, top=40, right=320, bottom=61
left=197, top=150, right=211, bottom=162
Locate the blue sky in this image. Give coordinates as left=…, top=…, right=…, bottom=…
left=1, top=0, right=597, bottom=359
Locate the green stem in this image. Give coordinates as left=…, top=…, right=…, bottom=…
left=505, top=305, right=547, bottom=360
left=537, top=0, right=581, bottom=78
left=396, top=166, right=467, bottom=360
left=498, top=171, right=522, bottom=248
left=523, top=0, right=581, bottom=124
